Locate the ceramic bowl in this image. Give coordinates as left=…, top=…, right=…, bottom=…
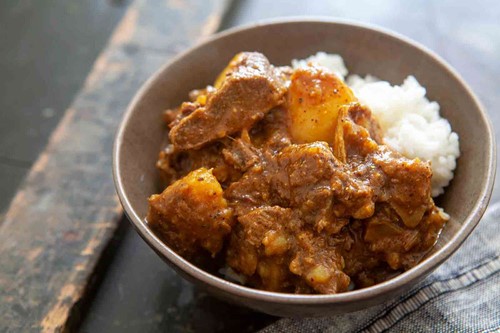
left=113, top=19, right=496, bottom=316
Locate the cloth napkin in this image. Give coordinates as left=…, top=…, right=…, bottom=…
left=260, top=202, right=500, bottom=332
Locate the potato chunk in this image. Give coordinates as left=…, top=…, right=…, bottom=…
left=147, top=168, right=233, bottom=257
left=287, top=65, right=355, bottom=144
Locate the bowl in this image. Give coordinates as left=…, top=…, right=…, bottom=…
left=113, top=19, right=496, bottom=317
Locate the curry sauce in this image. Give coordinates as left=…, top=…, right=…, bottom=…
left=146, top=52, right=448, bottom=294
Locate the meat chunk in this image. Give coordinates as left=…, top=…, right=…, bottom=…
left=250, top=107, right=292, bottom=152
left=289, top=230, right=350, bottom=294
left=336, top=110, right=433, bottom=227
left=278, top=142, right=339, bottom=194
left=156, top=141, right=241, bottom=187
left=277, top=142, right=375, bottom=222
left=226, top=206, right=295, bottom=291
left=340, top=220, right=387, bottom=288
left=227, top=206, right=350, bottom=293
left=147, top=168, right=233, bottom=258
left=169, top=52, right=287, bottom=150
left=338, top=107, right=380, bottom=158
left=224, top=149, right=289, bottom=216
left=163, top=101, right=199, bottom=128
left=363, top=204, right=448, bottom=270
left=373, top=146, right=432, bottom=228
left=364, top=205, right=419, bottom=255
left=277, top=142, right=349, bottom=233
left=222, top=135, right=259, bottom=172
left=347, top=103, right=383, bottom=144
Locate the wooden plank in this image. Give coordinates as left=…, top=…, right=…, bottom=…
left=0, top=0, right=231, bottom=332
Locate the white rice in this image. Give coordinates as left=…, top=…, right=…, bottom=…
left=292, top=52, right=348, bottom=80
left=292, top=52, right=460, bottom=197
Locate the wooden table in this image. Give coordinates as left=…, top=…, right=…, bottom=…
left=1, top=1, right=499, bottom=332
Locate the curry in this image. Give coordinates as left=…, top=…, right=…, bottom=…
left=146, top=52, right=448, bottom=294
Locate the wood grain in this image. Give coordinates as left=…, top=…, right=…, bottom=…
left=0, top=0, right=230, bottom=332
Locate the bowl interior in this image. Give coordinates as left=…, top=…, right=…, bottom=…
left=115, top=20, right=493, bottom=296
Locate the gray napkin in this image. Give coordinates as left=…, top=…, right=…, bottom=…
left=261, top=202, right=500, bottom=332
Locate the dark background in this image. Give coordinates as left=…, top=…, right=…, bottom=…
left=1, top=0, right=499, bottom=332
left=0, top=0, right=129, bottom=215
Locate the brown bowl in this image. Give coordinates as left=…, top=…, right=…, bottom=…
left=113, top=19, right=496, bottom=316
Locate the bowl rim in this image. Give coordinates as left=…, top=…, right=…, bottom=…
left=113, top=17, right=496, bottom=305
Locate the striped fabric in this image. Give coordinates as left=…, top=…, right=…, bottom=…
left=260, top=202, right=500, bottom=333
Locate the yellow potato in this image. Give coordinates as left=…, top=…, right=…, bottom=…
left=287, top=66, right=356, bottom=145
left=147, top=168, right=233, bottom=257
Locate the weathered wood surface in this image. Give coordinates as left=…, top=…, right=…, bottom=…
left=0, top=0, right=230, bottom=332
left=0, top=1, right=128, bottom=214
